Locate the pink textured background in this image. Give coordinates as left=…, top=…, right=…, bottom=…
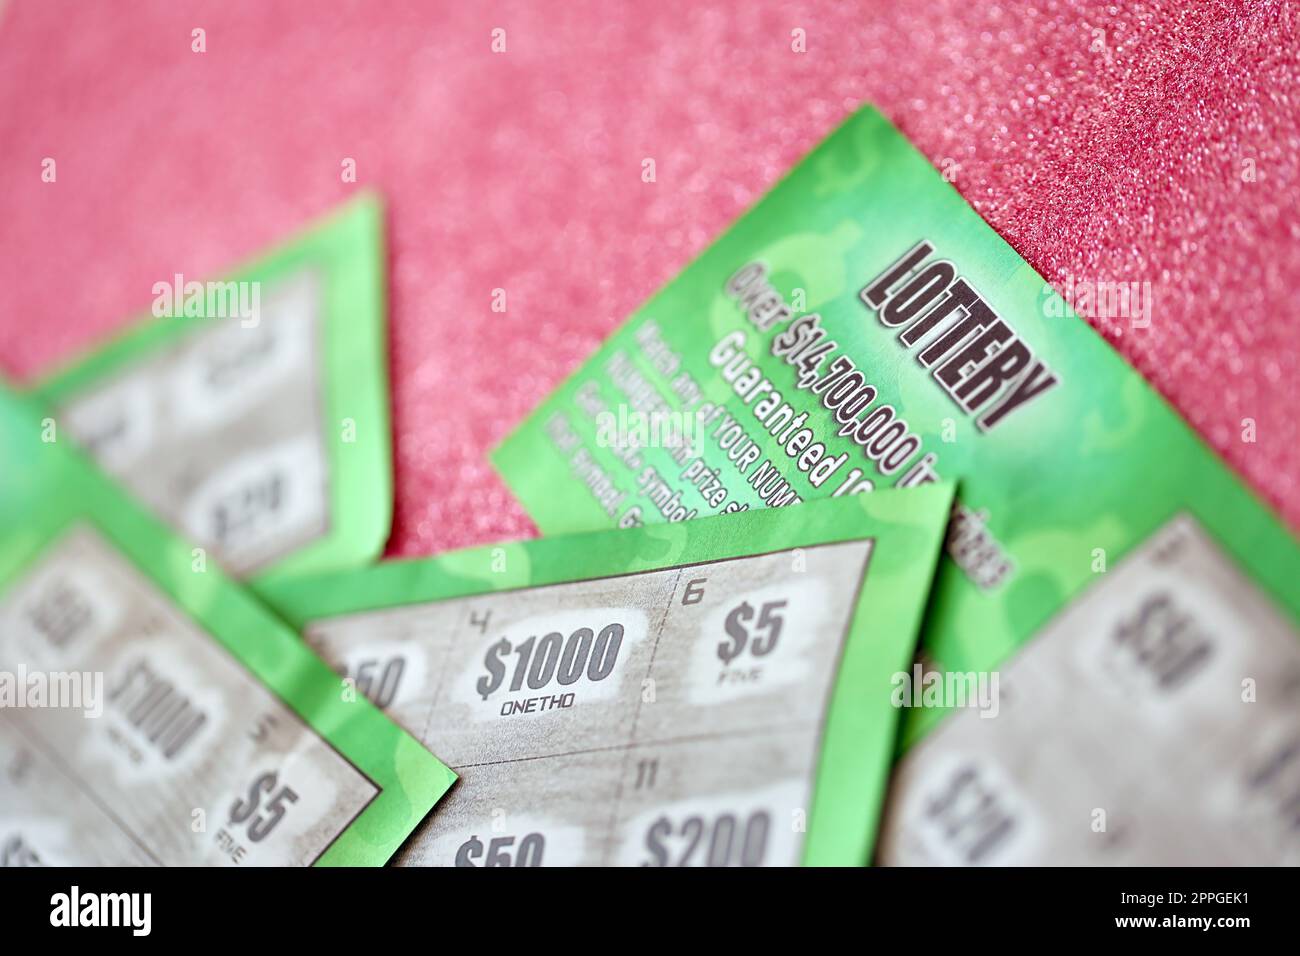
left=1, top=0, right=1296, bottom=556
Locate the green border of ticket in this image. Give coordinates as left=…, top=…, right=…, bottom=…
left=264, top=482, right=955, bottom=866
left=0, top=385, right=454, bottom=866
left=34, top=193, right=393, bottom=590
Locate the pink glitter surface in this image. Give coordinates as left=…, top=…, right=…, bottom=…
left=1, top=0, right=1296, bottom=556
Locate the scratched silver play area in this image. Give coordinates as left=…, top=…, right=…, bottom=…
left=304, top=540, right=873, bottom=866
left=0, top=526, right=375, bottom=866
left=879, top=514, right=1300, bottom=866
left=55, top=271, right=329, bottom=576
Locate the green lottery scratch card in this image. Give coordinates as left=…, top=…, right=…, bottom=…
left=492, top=105, right=1300, bottom=750
left=878, top=514, right=1300, bottom=865
left=262, top=483, right=954, bottom=866
left=34, top=194, right=391, bottom=588
left=0, top=385, right=453, bottom=866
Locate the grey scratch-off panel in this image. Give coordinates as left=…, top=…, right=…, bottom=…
left=879, top=514, right=1300, bottom=866
left=0, top=526, right=375, bottom=866
left=57, top=271, right=329, bottom=576
left=305, top=539, right=874, bottom=866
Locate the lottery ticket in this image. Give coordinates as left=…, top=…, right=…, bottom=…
left=878, top=513, right=1300, bottom=865
left=262, top=484, right=954, bottom=866
left=35, top=194, right=391, bottom=585
left=0, top=385, right=453, bottom=866
left=491, top=106, right=1300, bottom=749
